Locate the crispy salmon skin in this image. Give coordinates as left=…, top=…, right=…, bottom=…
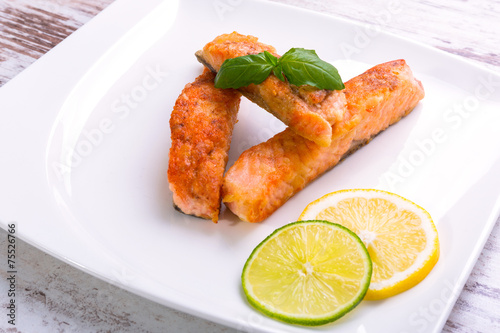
left=168, top=69, right=241, bottom=222
left=196, top=32, right=348, bottom=147
left=222, top=60, right=425, bottom=222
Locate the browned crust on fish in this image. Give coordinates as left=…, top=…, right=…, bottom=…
left=196, top=32, right=348, bottom=147
left=168, top=68, right=241, bottom=222
left=222, top=60, right=425, bottom=222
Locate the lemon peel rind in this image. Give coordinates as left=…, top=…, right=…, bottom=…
left=365, top=237, right=440, bottom=300
left=298, top=189, right=440, bottom=301
left=241, top=220, right=372, bottom=326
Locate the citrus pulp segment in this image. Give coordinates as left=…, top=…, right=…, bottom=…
left=299, top=189, right=439, bottom=300
left=241, top=220, right=372, bottom=326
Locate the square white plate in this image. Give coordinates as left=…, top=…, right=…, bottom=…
left=1, top=0, right=500, bottom=332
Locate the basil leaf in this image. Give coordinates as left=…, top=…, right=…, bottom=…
left=278, top=48, right=345, bottom=90
left=214, top=53, right=274, bottom=89
left=212, top=48, right=344, bottom=91
left=263, top=51, right=278, bottom=67
left=272, top=63, right=286, bottom=82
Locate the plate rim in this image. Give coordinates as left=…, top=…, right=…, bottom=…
left=1, top=0, right=500, bottom=332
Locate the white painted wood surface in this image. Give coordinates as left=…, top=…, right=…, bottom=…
left=1, top=0, right=499, bottom=332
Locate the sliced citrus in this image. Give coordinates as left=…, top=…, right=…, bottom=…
left=241, top=220, right=372, bottom=326
left=299, top=189, right=439, bottom=300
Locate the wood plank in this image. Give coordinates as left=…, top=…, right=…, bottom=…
left=0, top=0, right=499, bottom=332
left=0, top=0, right=114, bottom=85
left=269, top=0, right=500, bottom=72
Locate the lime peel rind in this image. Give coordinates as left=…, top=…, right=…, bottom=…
left=241, top=220, right=372, bottom=326
left=299, top=189, right=440, bottom=301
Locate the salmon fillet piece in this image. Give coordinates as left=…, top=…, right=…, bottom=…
left=222, top=60, right=425, bottom=222
left=195, top=32, right=348, bottom=147
left=168, top=68, right=241, bottom=222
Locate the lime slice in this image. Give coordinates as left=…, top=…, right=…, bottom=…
left=241, top=220, right=372, bottom=326
left=299, top=189, right=439, bottom=300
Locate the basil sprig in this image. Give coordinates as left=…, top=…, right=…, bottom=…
left=214, top=48, right=344, bottom=91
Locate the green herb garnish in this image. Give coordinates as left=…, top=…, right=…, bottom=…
left=214, top=48, right=344, bottom=91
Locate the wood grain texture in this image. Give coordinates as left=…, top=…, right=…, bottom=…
left=270, top=0, right=500, bottom=72
left=267, top=2, right=500, bottom=333
left=1, top=0, right=499, bottom=332
left=0, top=0, right=113, bottom=86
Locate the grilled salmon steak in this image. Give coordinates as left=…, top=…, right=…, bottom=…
left=222, top=60, right=425, bottom=222
left=168, top=68, right=241, bottom=222
left=195, top=32, right=347, bottom=147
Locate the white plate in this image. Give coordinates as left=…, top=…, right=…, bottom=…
left=1, top=0, right=500, bottom=332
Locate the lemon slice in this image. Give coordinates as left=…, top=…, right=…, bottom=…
left=299, top=189, right=439, bottom=300
left=242, top=220, right=372, bottom=326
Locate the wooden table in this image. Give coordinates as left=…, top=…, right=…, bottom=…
left=1, top=0, right=499, bottom=332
